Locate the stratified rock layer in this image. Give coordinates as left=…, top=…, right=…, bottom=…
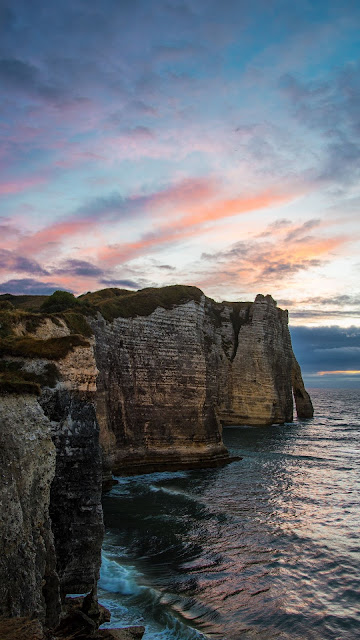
left=0, top=317, right=103, bottom=628
left=93, top=298, right=228, bottom=475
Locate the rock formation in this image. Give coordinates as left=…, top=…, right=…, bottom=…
left=0, top=285, right=313, bottom=637
left=90, top=289, right=313, bottom=474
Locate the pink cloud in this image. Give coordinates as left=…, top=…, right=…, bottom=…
left=97, top=188, right=295, bottom=265
left=0, top=176, right=47, bottom=195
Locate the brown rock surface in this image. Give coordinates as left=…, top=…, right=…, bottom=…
left=0, top=317, right=103, bottom=627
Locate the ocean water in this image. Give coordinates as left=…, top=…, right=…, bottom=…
left=98, top=389, right=360, bottom=639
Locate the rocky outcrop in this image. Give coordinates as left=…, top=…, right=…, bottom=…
left=291, top=354, right=314, bottom=419
left=215, top=295, right=294, bottom=426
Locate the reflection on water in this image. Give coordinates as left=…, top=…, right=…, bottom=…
left=99, top=389, right=360, bottom=639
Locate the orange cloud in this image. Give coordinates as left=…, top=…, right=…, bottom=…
left=98, top=189, right=295, bottom=265
left=317, top=370, right=360, bottom=376
left=17, top=219, right=94, bottom=255
left=177, top=191, right=290, bottom=228
left=287, top=236, right=348, bottom=261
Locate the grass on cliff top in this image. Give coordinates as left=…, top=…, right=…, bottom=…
left=1, top=285, right=204, bottom=326
left=0, top=306, right=93, bottom=340
left=58, top=311, right=93, bottom=337
left=0, top=334, right=90, bottom=360
left=80, top=284, right=203, bottom=321
left=0, top=293, right=48, bottom=311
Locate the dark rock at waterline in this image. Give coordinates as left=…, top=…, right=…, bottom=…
left=54, top=594, right=144, bottom=639
left=96, top=628, right=145, bottom=640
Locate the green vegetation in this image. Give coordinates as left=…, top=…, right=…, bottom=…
left=40, top=290, right=80, bottom=313
left=0, top=310, right=17, bottom=339
left=0, top=334, right=90, bottom=360
left=82, top=285, right=203, bottom=321
left=0, top=360, right=60, bottom=395
left=0, top=293, right=48, bottom=311
left=1, top=285, right=204, bottom=334
left=79, top=287, right=132, bottom=303
left=0, top=304, right=93, bottom=340
left=60, top=311, right=93, bottom=337
left=0, top=300, right=15, bottom=311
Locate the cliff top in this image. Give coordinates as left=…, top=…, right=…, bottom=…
left=79, top=284, right=203, bottom=321
left=0, top=285, right=204, bottom=322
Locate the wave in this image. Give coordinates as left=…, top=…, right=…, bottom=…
left=98, top=551, right=210, bottom=640
left=99, top=554, right=143, bottom=596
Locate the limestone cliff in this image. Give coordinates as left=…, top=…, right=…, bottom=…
left=0, top=285, right=313, bottom=635
left=88, top=288, right=313, bottom=474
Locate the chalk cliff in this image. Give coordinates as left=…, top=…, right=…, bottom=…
left=0, top=286, right=313, bottom=636
left=89, top=288, right=313, bottom=474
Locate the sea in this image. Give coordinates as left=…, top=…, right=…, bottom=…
left=98, top=389, right=360, bottom=640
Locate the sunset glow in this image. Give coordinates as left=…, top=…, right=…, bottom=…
left=317, top=371, right=360, bottom=376
left=0, top=1, right=359, bottom=384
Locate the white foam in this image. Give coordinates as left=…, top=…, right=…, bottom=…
left=99, top=554, right=142, bottom=596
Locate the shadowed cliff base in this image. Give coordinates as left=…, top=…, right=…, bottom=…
left=110, top=450, right=242, bottom=477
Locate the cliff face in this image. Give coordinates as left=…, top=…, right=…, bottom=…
left=0, top=316, right=103, bottom=629
left=92, top=298, right=228, bottom=475
left=38, top=331, right=103, bottom=597
left=0, top=286, right=313, bottom=634
left=0, top=395, right=59, bottom=627
left=90, top=289, right=313, bottom=474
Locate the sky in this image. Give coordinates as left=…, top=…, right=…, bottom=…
left=0, top=0, right=359, bottom=387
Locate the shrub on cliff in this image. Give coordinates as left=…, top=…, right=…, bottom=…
left=41, top=290, right=80, bottom=313
left=0, top=334, right=90, bottom=360
left=0, top=360, right=59, bottom=395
